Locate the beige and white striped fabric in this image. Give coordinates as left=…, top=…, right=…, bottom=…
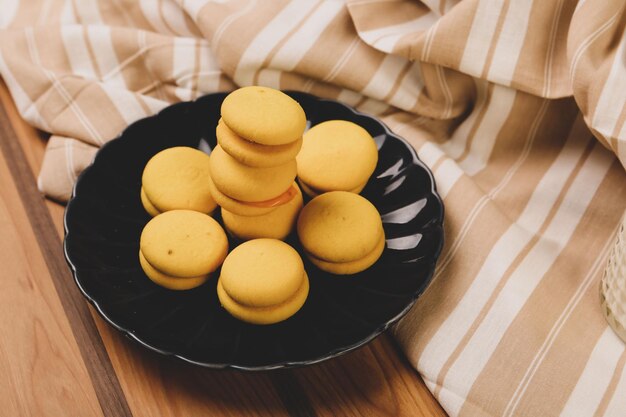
left=1, top=1, right=625, bottom=415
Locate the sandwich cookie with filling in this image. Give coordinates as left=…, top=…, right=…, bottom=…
left=141, top=147, right=217, bottom=216
left=221, top=86, right=306, bottom=146
left=221, top=182, right=303, bottom=241
left=139, top=210, right=228, bottom=290
left=297, top=120, right=378, bottom=197
left=217, top=239, right=309, bottom=324
left=297, top=191, right=385, bottom=275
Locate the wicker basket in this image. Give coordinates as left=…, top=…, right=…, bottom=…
left=601, top=212, right=626, bottom=343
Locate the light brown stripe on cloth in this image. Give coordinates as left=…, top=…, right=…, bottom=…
left=433, top=136, right=596, bottom=397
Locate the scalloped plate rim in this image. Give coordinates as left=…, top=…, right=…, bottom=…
left=63, top=91, right=444, bottom=371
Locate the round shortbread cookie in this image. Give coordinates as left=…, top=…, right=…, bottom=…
left=217, top=239, right=308, bottom=324
left=221, top=86, right=306, bottom=145
left=297, top=120, right=377, bottom=193
left=142, top=146, right=216, bottom=214
left=297, top=191, right=383, bottom=263
left=140, top=210, right=228, bottom=278
left=220, top=239, right=305, bottom=307
left=209, top=145, right=296, bottom=202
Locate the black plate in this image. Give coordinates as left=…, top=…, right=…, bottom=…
left=64, top=91, right=444, bottom=370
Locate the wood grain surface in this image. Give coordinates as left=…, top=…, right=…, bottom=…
left=0, top=81, right=446, bottom=417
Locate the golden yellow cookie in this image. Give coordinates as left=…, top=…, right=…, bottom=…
left=221, top=86, right=306, bottom=145
left=217, top=119, right=302, bottom=168
left=222, top=183, right=303, bottom=240
left=298, top=179, right=366, bottom=198
left=209, top=145, right=296, bottom=202
left=308, top=234, right=385, bottom=275
left=140, top=210, right=228, bottom=278
left=139, top=250, right=208, bottom=290
left=140, top=187, right=161, bottom=217
left=142, top=147, right=217, bottom=214
left=296, top=120, right=378, bottom=194
left=297, top=191, right=384, bottom=269
left=217, top=239, right=309, bottom=324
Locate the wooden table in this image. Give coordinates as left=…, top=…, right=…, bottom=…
left=0, top=81, right=445, bottom=417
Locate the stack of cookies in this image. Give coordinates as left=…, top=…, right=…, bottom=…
left=209, top=86, right=306, bottom=240
left=136, top=85, right=388, bottom=325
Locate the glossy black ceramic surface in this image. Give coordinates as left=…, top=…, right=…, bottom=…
left=64, top=92, right=444, bottom=370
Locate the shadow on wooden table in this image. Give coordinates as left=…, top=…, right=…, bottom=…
left=104, top=321, right=440, bottom=417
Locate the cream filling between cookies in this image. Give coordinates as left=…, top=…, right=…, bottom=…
left=231, top=185, right=298, bottom=208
